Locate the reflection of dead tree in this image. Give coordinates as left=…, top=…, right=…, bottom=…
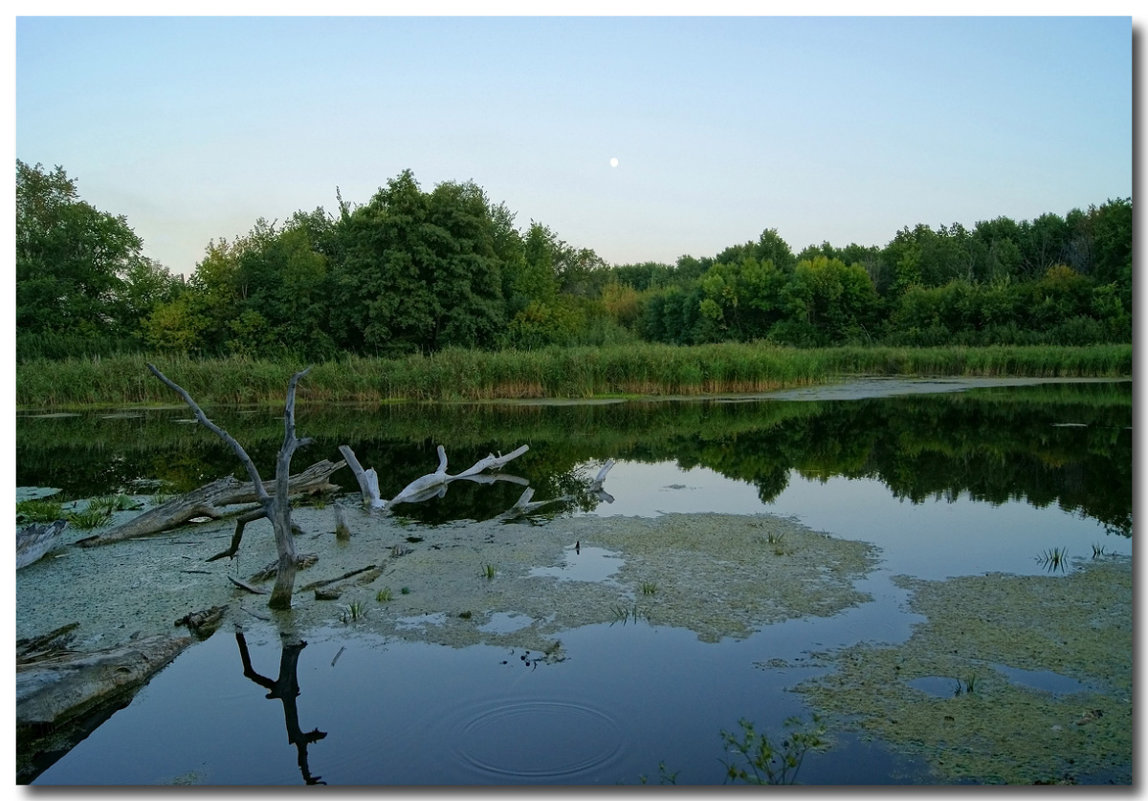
left=500, top=459, right=616, bottom=520
left=235, top=632, right=326, bottom=785
left=587, top=459, right=616, bottom=503
left=145, top=364, right=314, bottom=609
left=339, top=444, right=530, bottom=510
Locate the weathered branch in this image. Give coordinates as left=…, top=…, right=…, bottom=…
left=387, top=444, right=531, bottom=507
left=78, top=459, right=345, bottom=547
left=147, top=364, right=269, bottom=502
left=338, top=443, right=530, bottom=510
left=338, top=445, right=384, bottom=508
left=17, top=520, right=68, bottom=569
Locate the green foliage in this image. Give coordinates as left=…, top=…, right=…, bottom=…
left=720, top=715, right=827, bottom=785
left=66, top=507, right=113, bottom=529
left=15, top=159, right=1131, bottom=362
left=16, top=499, right=64, bottom=524
left=15, top=161, right=175, bottom=361
left=340, top=600, right=367, bottom=623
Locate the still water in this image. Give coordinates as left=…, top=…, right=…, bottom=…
left=17, top=379, right=1133, bottom=785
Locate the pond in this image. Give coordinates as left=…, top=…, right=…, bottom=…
left=15, top=378, right=1133, bottom=785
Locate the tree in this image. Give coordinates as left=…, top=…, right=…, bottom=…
left=330, top=170, right=508, bottom=355
left=776, top=256, right=879, bottom=345
left=111, top=257, right=182, bottom=346
left=16, top=160, right=144, bottom=343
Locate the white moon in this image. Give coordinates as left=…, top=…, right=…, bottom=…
left=609, top=157, right=619, bottom=168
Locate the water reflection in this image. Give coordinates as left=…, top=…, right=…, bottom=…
left=16, top=381, right=1132, bottom=537
left=18, top=381, right=1132, bottom=786
left=235, top=633, right=327, bottom=785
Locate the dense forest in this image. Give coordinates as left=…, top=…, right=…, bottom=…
left=15, top=160, right=1133, bottom=363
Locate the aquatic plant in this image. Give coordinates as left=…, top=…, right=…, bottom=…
left=640, top=581, right=658, bottom=595
left=610, top=603, right=648, bottom=625
left=1036, top=546, right=1069, bottom=573
left=376, top=588, right=393, bottom=602
left=341, top=600, right=367, bottom=623
left=65, top=507, right=113, bottom=529
left=639, top=762, right=679, bottom=785
left=720, top=715, right=826, bottom=785
left=16, top=499, right=64, bottom=524
left=482, top=564, right=496, bottom=580
left=1091, top=543, right=1107, bottom=559
left=954, top=674, right=979, bottom=696
left=88, top=494, right=139, bottom=514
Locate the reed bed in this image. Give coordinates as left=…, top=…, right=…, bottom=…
left=15, top=343, right=1132, bottom=408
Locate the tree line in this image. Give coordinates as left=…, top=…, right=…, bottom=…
left=15, top=159, right=1133, bottom=362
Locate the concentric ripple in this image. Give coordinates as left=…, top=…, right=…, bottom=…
left=447, top=699, right=626, bottom=781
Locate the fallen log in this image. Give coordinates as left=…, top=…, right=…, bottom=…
left=78, top=459, right=346, bottom=547
left=175, top=605, right=228, bottom=639
left=17, top=520, right=68, bottom=569
left=17, top=632, right=193, bottom=783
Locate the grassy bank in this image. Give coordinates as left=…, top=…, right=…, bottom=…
left=15, top=343, right=1133, bottom=408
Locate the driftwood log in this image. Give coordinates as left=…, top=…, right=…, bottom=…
left=339, top=443, right=530, bottom=510
left=17, top=520, right=68, bottom=569
left=77, top=459, right=345, bottom=548
left=16, top=628, right=193, bottom=783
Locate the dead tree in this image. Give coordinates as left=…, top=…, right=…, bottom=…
left=147, top=363, right=312, bottom=610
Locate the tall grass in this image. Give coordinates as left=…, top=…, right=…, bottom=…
left=15, top=343, right=1132, bottom=408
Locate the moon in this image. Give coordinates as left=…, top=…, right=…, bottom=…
left=609, top=157, right=619, bottom=168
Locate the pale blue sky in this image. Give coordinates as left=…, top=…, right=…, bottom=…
left=15, top=15, right=1134, bottom=276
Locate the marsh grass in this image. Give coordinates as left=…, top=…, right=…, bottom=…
left=1036, top=546, right=1070, bottom=573
left=65, top=507, right=113, bottom=529
left=341, top=600, right=367, bottom=623
left=16, top=343, right=1131, bottom=407
left=610, top=602, right=648, bottom=625
left=16, top=499, right=64, bottom=524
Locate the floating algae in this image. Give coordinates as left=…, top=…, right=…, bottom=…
left=16, top=507, right=878, bottom=656
left=796, top=557, right=1132, bottom=784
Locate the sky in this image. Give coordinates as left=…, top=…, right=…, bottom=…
left=13, top=13, right=1136, bottom=277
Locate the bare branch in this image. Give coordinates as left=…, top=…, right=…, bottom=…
left=147, top=363, right=269, bottom=503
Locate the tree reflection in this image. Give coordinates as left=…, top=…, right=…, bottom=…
left=235, top=632, right=327, bottom=785
left=17, top=382, right=1132, bottom=536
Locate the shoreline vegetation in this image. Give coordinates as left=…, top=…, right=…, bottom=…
left=16, top=343, right=1132, bottom=409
